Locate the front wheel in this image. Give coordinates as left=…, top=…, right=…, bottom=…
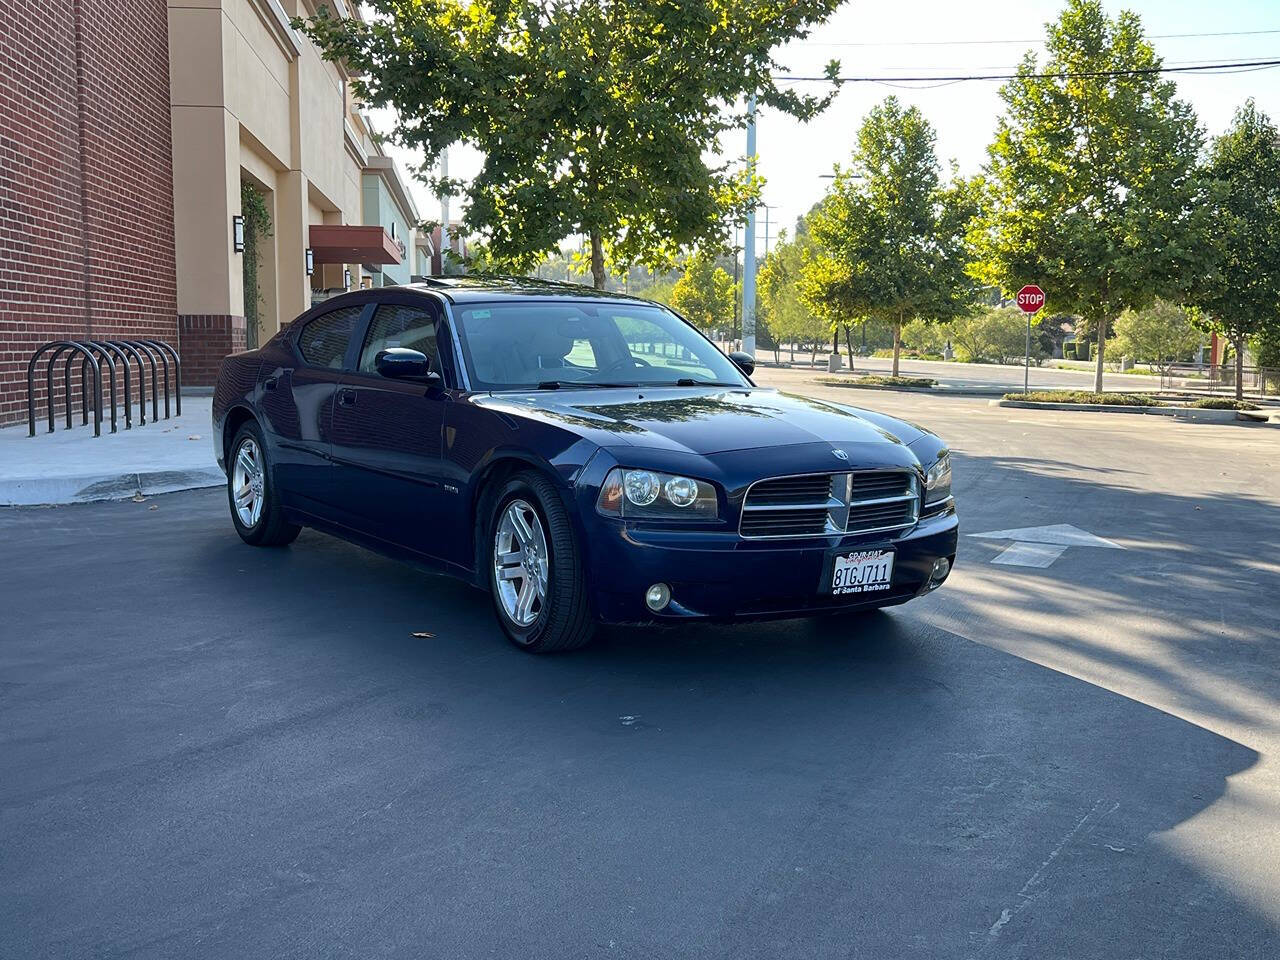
left=488, top=472, right=595, bottom=653
left=227, top=422, right=300, bottom=547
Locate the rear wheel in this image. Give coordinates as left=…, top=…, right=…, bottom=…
left=488, top=472, right=595, bottom=653
left=227, top=422, right=300, bottom=547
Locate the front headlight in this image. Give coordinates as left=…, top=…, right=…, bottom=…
left=924, top=452, right=952, bottom=506
left=597, top=468, right=719, bottom=520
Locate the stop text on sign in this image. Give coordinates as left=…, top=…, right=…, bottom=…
left=1016, top=284, right=1046, bottom=314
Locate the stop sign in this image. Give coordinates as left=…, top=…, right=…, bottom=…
left=1016, top=284, right=1046, bottom=314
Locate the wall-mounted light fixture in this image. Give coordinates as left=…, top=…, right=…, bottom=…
left=305, top=248, right=314, bottom=276
left=232, top=215, right=245, bottom=253
left=344, top=268, right=352, bottom=290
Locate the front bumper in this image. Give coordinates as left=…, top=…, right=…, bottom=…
left=583, top=507, right=958, bottom=625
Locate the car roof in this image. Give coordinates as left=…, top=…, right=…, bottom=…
left=400, top=275, right=656, bottom=307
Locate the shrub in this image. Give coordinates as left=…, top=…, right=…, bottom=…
left=819, top=375, right=936, bottom=389
left=1005, top=390, right=1162, bottom=406
left=1062, top=341, right=1077, bottom=360
left=1188, top=397, right=1259, bottom=410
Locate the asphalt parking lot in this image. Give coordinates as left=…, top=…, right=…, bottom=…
left=3, top=379, right=1278, bottom=959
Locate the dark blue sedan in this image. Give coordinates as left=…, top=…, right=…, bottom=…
left=213, top=278, right=957, bottom=652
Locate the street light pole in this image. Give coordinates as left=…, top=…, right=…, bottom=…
left=742, top=95, right=758, bottom=358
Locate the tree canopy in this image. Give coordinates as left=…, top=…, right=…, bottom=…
left=1191, top=99, right=1280, bottom=399
left=669, top=251, right=734, bottom=335
left=759, top=229, right=828, bottom=358
left=296, top=0, right=842, bottom=288
left=801, top=97, right=975, bottom=376
left=968, top=0, right=1208, bottom=391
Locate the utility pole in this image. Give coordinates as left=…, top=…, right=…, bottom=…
left=741, top=95, right=758, bottom=358
left=439, top=149, right=450, bottom=275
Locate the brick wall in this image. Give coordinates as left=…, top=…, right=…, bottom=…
left=0, top=0, right=177, bottom=428
left=179, top=314, right=246, bottom=387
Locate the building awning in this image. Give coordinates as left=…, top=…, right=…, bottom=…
left=308, top=225, right=401, bottom=265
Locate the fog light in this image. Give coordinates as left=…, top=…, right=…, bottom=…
left=645, top=582, right=672, bottom=611
left=928, top=556, right=952, bottom=589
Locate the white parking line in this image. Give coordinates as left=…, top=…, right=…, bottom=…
left=990, top=542, right=1070, bottom=567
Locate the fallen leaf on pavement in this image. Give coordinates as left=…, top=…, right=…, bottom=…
left=131, top=493, right=147, bottom=502
left=149, top=505, right=159, bottom=511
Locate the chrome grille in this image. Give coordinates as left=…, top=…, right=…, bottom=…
left=740, top=469, right=919, bottom=539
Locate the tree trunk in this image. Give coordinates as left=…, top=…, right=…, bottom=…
left=789, top=340, right=795, bottom=363
left=892, top=316, right=902, bottom=378
left=843, top=325, right=856, bottom=371
left=1093, top=315, right=1107, bottom=393
left=1235, top=334, right=1246, bottom=402
left=588, top=229, right=606, bottom=290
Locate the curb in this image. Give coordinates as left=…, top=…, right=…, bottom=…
left=1, top=467, right=224, bottom=507
left=990, top=399, right=1272, bottom=424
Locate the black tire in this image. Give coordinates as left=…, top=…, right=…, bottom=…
left=227, top=421, right=301, bottom=547
left=487, top=471, right=595, bottom=653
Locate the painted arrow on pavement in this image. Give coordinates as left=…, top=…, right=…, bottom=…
left=966, top=523, right=1124, bottom=567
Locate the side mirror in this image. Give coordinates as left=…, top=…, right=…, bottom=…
left=375, top=348, right=441, bottom=385
left=728, top=351, right=756, bottom=377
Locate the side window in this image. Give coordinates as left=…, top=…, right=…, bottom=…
left=359, top=304, right=439, bottom=373
left=298, top=305, right=362, bottom=369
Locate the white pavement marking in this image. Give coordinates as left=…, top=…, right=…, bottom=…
left=990, top=542, right=1069, bottom=567
left=967, top=523, right=1123, bottom=549
left=968, top=523, right=1125, bottom=568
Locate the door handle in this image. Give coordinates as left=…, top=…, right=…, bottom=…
left=337, top=388, right=357, bottom=406
left=263, top=376, right=278, bottom=391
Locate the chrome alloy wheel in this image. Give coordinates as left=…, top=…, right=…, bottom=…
left=493, top=499, right=550, bottom=627
left=231, top=436, right=265, bottom=528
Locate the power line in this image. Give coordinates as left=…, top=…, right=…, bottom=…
left=776, top=57, right=1280, bottom=84
left=787, top=27, right=1280, bottom=47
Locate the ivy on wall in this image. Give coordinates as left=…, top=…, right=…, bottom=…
left=240, top=181, right=273, bottom=349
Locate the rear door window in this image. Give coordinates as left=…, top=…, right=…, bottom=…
left=297, top=305, right=362, bottom=369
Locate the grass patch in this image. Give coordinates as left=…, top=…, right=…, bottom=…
left=1187, top=397, right=1259, bottom=410
left=1004, top=390, right=1164, bottom=406
left=819, top=375, right=937, bottom=389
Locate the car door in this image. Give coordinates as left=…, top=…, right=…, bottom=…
left=328, top=297, right=454, bottom=555
left=258, top=301, right=369, bottom=515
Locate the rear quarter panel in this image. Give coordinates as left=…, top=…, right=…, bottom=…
left=211, top=352, right=263, bottom=470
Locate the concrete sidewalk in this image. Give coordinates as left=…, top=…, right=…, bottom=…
left=0, top=397, right=222, bottom=505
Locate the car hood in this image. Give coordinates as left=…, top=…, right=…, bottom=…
left=476, top=386, right=924, bottom=456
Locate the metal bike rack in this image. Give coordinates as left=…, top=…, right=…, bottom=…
left=25, top=338, right=182, bottom=438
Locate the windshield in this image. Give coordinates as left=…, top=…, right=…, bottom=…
left=451, top=301, right=750, bottom=391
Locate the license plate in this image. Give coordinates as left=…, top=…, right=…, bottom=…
left=830, top=549, right=895, bottom=595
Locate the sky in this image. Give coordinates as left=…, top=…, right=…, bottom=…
left=377, top=0, right=1280, bottom=258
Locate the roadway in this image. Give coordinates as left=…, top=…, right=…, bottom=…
left=2, top=383, right=1277, bottom=958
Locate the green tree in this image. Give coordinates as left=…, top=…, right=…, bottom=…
left=1110, top=299, right=1201, bottom=373
left=802, top=97, right=975, bottom=377
left=296, top=1, right=842, bottom=289
left=759, top=230, right=828, bottom=364
left=901, top=317, right=949, bottom=356
left=670, top=252, right=734, bottom=335
left=969, top=0, right=1207, bottom=392
left=949, top=307, right=1041, bottom=365
left=1191, top=100, right=1280, bottom=400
